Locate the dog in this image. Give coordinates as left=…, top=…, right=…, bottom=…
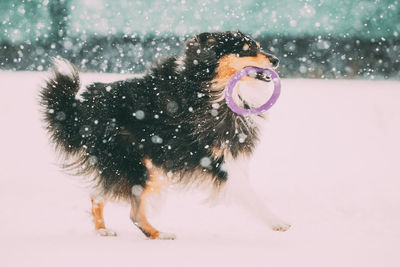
left=40, top=30, right=290, bottom=239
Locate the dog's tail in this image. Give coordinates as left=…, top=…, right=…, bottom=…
left=40, top=58, right=84, bottom=152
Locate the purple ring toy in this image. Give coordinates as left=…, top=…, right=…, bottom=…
left=225, top=66, right=281, bottom=116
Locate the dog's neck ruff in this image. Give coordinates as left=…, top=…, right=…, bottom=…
left=225, top=66, right=281, bottom=116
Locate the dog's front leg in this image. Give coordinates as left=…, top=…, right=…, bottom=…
left=224, top=156, right=291, bottom=232
left=90, top=195, right=117, bottom=236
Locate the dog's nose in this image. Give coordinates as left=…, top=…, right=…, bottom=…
left=261, top=52, right=280, bottom=68
left=268, top=55, right=279, bottom=68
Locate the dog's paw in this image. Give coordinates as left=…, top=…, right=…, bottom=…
left=263, top=215, right=291, bottom=232
left=96, top=228, right=117, bottom=236
left=271, top=223, right=291, bottom=232
left=152, top=232, right=176, bottom=240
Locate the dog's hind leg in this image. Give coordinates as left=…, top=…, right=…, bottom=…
left=90, top=195, right=117, bottom=236
left=129, top=159, right=176, bottom=240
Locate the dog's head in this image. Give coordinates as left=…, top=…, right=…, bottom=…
left=184, top=31, right=279, bottom=108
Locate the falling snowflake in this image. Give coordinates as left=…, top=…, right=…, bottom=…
left=55, top=111, right=66, bottom=121
left=200, top=157, right=211, bottom=168
left=166, top=101, right=178, bottom=114
left=151, top=135, right=163, bottom=144
left=131, top=185, right=143, bottom=196
left=133, top=110, right=145, bottom=120
left=88, top=155, right=98, bottom=165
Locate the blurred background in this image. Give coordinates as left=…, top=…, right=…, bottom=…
left=0, top=0, right=399, bottom=79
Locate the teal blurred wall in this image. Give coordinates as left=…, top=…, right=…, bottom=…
left=1, top=0, right=399, bottom=42
left=1, top=0, right=399, bottom=78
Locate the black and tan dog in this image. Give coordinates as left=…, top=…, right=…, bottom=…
left=40, top=30, right=290, bottom=239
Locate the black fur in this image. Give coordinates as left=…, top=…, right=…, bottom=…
left=40, top=31, right=274, bottom=198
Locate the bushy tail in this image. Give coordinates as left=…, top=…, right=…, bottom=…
left=40, top=58, right=83, bottom=152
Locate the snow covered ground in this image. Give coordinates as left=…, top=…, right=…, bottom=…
left=1, top=71, right=399, bottom=267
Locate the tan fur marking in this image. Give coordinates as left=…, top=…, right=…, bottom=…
left=207, top=38, right=216, bottom=45
left=130, top=159, right=167, bottom=239
left=143, top=158, right=166, bottom=194
left=212, top=53, right=271, bottom=90
left=91, top=199, right=106, bottom=230
left=131, top=200, right=160, bottom=239
left=211, top=145, right=228, bottom=158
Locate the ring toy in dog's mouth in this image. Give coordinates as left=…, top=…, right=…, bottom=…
left=225, top=66, right=281, bottom=116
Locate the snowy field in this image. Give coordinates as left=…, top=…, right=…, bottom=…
left=1, top=71, right=399, bottom=267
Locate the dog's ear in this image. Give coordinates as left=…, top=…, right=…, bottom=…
left=185, top=33, right=218, bottom=66
left=195, top=32, right=216, bottom=48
